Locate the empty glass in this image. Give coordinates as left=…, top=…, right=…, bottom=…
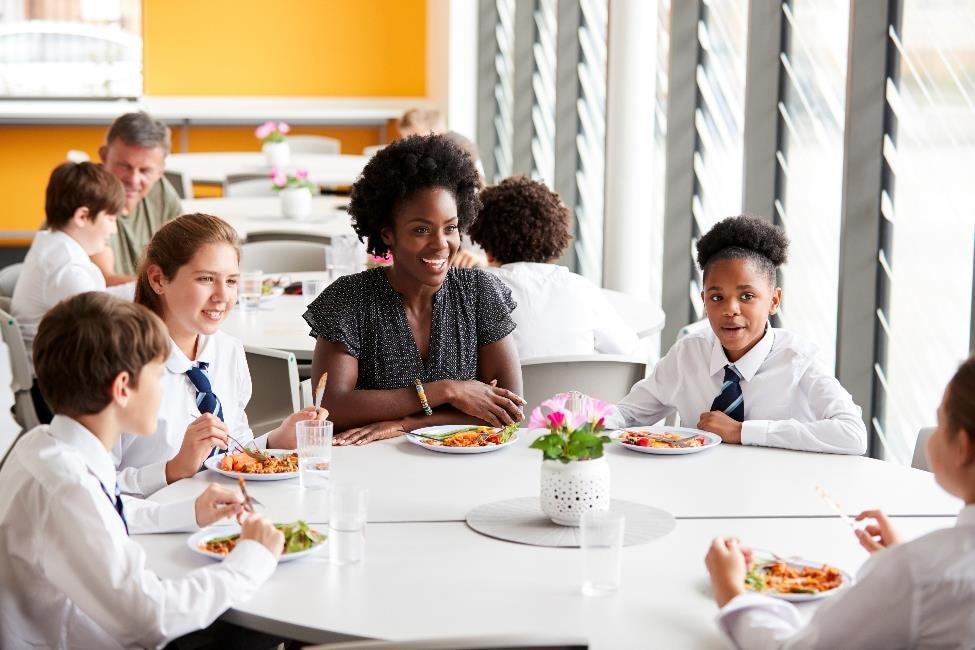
left=580, top=510, right=625, bottom=596
left=296, top=420, right=333, bottom=490
left=329, top=483, right=368, bottom=565
left=238, top=270, right=263, bottom=310
left=302, top=278, right=329, bottom=306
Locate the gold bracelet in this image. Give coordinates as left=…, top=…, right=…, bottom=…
left=413, top=379, right=433, bottom=416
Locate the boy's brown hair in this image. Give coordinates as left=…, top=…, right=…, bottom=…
left=33, top=292, right=169, bottom=417
left=44, top=161, right=125, bottom=230
left=946, top=355, right=975, bottom=443
left=134, top=213, right=241, bottom=317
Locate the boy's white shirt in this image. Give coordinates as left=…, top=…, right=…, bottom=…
left=606, top=326, right=868, bottom=454
left=0, top=415, right=276, bottom=649
left=716, top=504, right=975, bottom=649
left=114, top=330, right=266, bottom=497
left=11, top=230, right=135, bottom=375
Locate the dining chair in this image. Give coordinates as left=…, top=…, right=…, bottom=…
left=362, top=144, right=385, bottom=157
left=288, top=135, right=341, bottom=154
left=912, top=426, right=936, bottom=471
left=309, top=635, right=588, bottom=649
left=0, top=307, right=40, bottom=431
left=0, top=263, right=23, bottom=299
left=243, top=346, right=300, bottom=435
left=520, top=354, right=647, bottom=417
left=241, top=240, right=328, bottom=273
left=224, top=175, right=276, bottom=197
left=163, top=169, right=193, bottom=199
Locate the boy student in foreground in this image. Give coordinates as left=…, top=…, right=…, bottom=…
left=12, top=161, right=136, bottom=424
left=0, top=292, right=284, bottom=648
left=115, top=213, right=326, bottom=496
left=604, top=216, right=867, bottom=454
left=706, top=355, right=975, bottom=647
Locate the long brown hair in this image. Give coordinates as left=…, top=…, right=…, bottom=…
left=134, top=213, right=240, bottom=316
left=945, top=355, right=975, bottom=441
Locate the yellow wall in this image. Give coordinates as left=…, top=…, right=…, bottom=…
left=144, top=0, right=425, bottom=96
left=0, top=0, right=426, bottom=237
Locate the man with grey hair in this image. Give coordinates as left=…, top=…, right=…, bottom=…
left=92, top=111, right=182, bottom=284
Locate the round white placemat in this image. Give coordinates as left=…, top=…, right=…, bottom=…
left=465, top=497, right=676, bottom=547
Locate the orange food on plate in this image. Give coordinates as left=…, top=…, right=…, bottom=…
left=750, top=561, right=844, bottom=594
left=218, top=451, right=299, bottom=474
left=619, top=431, right=706, bottom=448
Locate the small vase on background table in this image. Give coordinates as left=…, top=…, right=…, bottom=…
left=263, top=141, right=290, bottom=168
left=280, top=186, right=312, bottom=220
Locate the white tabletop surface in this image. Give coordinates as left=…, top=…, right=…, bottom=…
left=149, top=436, right=961, bottom=522
left=167, top=152, right=369, bottom=186
left=223, top=291, right=664, bottom=363
left=181, top=196, right=356, bottom=241
left=133, top=516, right=954, bottom=648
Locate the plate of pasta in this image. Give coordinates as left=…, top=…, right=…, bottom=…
left=203, top=449, right=299, bottom=480
left=405, top=424, right=520, bottom=454
left=744, top=556, right=851, bottom=602
left=188, top=520, right=326, bottom=562
left=614, top=426, right=721, bottom=455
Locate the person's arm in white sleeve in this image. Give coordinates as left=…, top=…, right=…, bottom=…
left=604, top=351, right=677, bottom=429
left=740, top=361, right=867, bottom=454
left=717, top=548, right=914, bottom=649
left=122, top=495, right=199, bottom=535
left=41, top=485, right=276, bottom=649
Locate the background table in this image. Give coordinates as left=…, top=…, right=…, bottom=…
left=167, top=152, right=369, bottom=186
left=181, top=196, right=356, bottom=241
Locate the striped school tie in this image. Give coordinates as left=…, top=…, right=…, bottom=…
left=711, top=365, right=745, bottom=422
left=185, top=361, right=224, bottom=422
left=98, top=480, right=129, bottom=536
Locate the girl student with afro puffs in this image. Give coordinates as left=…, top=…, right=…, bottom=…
left=603, top=215, right=867, bottom=454
left=468, top=176, right=639, bottom=359
left=303, top=134, right=526, bottom=445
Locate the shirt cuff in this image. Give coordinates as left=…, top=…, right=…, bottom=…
left=223, top=538, right=278, bottom=583
left=140, top=460, right=170, bottom=496
left=740, top=420, right=770, bottom=447
left=157, top=498, right=200, bottom=532
left=254, top=432, right=270, bottom=450
left=603, top=405, right=626, bottom=431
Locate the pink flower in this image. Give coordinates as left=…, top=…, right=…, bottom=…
left=270, top=168, right=287, bottom=187
left=255, top=121, right=274, bottom=139
left=295, top=168, right=309, bottom=180
left=547, top=411, right=566, bottom=429
left=277, top=122, right=291, bottom=134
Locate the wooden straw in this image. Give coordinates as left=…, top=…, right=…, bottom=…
left=314, top=372, right=328, bottom=409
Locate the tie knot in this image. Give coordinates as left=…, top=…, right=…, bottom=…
left=185, top=364, right=212, bottom=393
left=723, top=365, right=741, bottom=383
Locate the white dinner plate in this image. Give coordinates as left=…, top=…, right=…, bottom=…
left=203, top=449, right=299, bottom=480
left=187, top=524, right=326, bottom=562
left=613, top=425, right=721, bottom=455
left=747, top=556, right=852, bottom=602
left=405, top=425, right=520, bottom=454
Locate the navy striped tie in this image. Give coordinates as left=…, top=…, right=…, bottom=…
left=711, top=365, right=745, bottom=422
left=185, top=361, right=224, bottom=421
left=99, top=480, right=129, bottom=536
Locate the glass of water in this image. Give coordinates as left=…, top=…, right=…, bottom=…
left=580, top=510, right=625, bottom=596
left=329, top=483, right=368, bottom=565
left=296, top=420, right=332, bottom=490
left=238, top=270, right=263, bottom=310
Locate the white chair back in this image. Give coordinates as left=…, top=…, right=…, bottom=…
left=163, top=169, right=193, bottom=199
left=244, top=346, right=300, bottom=434
left=225, top=177, right=276, bottom=197
left=362, top=144, right=385, bottom=157
left=298, top=378, right=313, bottom=409
left=288, top=135, right=341, bottom=154
left=0, top=263, right=23, bottom=298
left=0, top=307, right=39, bottom=431
left=308, top=636, right=588, bottom=650
left=241, top=240, right=328, bottom=273
left=912, top=426, right=936, bottom=471
left=520, top=354, right=647, bottom=418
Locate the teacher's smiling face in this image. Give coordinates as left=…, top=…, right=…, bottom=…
left=381, top=187, right=461, bottom=289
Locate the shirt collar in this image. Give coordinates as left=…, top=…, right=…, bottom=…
left=47, top=414, right=118, bottom=491
left=709, top=324, right=775, bottom=381
left=164, top=334, right=215, bottom=374
left=956, top=504, right=975, bottom=528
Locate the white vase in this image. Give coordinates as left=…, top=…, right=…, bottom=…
left=539, top=457, right=611, bottom=526
left=263, top=140, right=290, bottom=168
left=280, top=187, right=313, bottom=220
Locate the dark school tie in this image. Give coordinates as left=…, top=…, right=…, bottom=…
left=186, top=361, right=224, bottom=464
left=711, top=365, right=745, bottom=422
left=99, top=480, right=129, bottom=536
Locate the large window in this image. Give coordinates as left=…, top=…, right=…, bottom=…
left=0, top=0, right=141, bottom=98
left=881, top=0, right=975, bottom=463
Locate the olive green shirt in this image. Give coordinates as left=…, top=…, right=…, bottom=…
left=108, top=177, right=182, bottom=276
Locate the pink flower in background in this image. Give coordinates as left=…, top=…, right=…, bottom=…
left=295, top=168, right=309, bottom=180
left=255, top=120, right=289, bottom=144
left=270, top=167, right=288, bottom=187
left=255, top=121, right=274, bottom=140
left=268, top=167, right=315, bottom=192
left=277, top=122, right=291, bottom=134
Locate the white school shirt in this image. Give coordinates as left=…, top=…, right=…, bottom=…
left=485, top=262, right=639, bottom=360
left=11, top=230, right=135, bottom=375
left=0, top=340, right=21, bottom=455
left=114, top=330, right=267, bottom=497
left=716, top=505, right=975, bottom=649
left=0, top=416, right=276, bottom=650
left=605, top=327, right=867, bottom=455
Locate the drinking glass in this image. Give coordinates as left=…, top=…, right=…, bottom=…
left=296, top=420, right=333, bottom=490
left=238, top=270, right=263, bottom=310
left=329, top=483, right=368, bottom=565
left=580, top=510, right=625, bottom=596
left=302, top=278, right=329, bottom=307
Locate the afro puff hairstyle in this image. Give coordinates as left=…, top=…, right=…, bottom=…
left=348, top=134, right=481, bottom=259
left=695, top=215, right=789, bottom=285
left=468, top=176, right=572, bottom=264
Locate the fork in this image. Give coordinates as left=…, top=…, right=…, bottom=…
left=189, top=411, right=271, bottom=462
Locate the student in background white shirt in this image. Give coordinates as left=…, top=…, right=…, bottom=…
left=468, top=176, right=639, bottom=360
left=0, top=292, right=285, bottom=649
left=12, top=162, right=136, bottom=423
left=705, top=355, right=975, bottom=648
left=114, top=213, right=327, bottom=496
left=605, top=216, right=866, bottom=454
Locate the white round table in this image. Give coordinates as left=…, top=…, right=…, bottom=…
left=181, top=196, right=357, bottom=242
left=167, top=152, right=369, bottom=187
